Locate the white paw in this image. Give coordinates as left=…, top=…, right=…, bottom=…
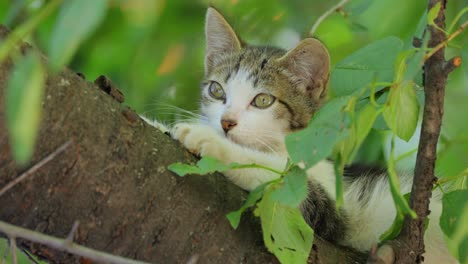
left=171, top=123, right=226, bottom=158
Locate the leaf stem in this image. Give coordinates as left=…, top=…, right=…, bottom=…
left=309, top=0, right=350, bottom=35
left=424, top=21, right=467, bottom=61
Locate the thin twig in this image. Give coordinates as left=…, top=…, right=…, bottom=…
left=0, top=221, right=151, bottom=264
left=0, top=140, right=72, bottom=197
left=20, top=248, right=40, bottom=264
left=10, top=237, right=17, bottom=264
left=65, top=221, right=79, bottom=244
left=309, top=0, right=350, bottom=35
left=424, top=21, right=467, bottom=61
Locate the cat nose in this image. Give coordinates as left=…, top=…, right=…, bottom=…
left=221, top=119, right=237, bottom=133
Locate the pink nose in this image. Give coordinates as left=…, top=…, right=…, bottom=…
left=221, top=119, right=237, bottom=133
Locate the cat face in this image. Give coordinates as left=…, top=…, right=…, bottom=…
left=200, top=8, right=331, bottom=153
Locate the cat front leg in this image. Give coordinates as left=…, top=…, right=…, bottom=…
left=171, top=123, right=287, bottom=190
left=171, top=123, right=229, bottom=160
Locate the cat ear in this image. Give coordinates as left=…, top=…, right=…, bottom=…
left=277, top=38, right=330, bottom=103
left=205, top=7, right=241, bottom=72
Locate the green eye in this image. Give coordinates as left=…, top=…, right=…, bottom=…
left=208, top=81, right=225, bottom=100
left=252, top=93, right=275, bottom=109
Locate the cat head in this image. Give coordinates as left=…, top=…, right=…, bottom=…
left=201, top=7, right=330, bottom=153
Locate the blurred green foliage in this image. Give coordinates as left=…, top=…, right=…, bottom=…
left=0, top=0, right=464, bottom=114
left=0, top=238, right=46, bottom=264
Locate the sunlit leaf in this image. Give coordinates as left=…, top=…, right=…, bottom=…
left=168, top=156, right=235, bottom=176
left=49, top=0, right=108, bottom=70
left=331, top=37, right=403, bottom=96
left=440, top=190, right=468, bottom=263
left=6, top=52, right=45, bottom=164
left=255, top=190, right=314, bottom=264
left=286, top=97, right=350, bottom=170
left=427, top=2, right=441, bottom=27
left=354, top=104, right=380, bottom=154
left=270, top=166, right=308, bottom=207
left=383, top=81, right=419, bottom=141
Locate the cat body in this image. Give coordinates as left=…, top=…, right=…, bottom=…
left=148, top=8, right=456, bottom=263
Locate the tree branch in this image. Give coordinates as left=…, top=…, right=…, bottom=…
left=390, top=0, right=461, bottom=263
left=0, top=24, right=366, bottom=264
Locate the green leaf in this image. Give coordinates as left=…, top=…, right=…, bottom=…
left=427, top=2, right=441, bottom=27
left=270, top=166, right=308, bottom=207
left=383, top=81, right=419, bottom=141
left=354, top=104, right=380, bottom=153
left=286, top=97, right=350, bottom=169
left=437, top=140, right=468, bottom=180
left=340, top=103, right=381, bottom=164
left=6, top=52, right=45, bottom=165
left=168, top=156, right=234, bottom=176
left=49, top=0, right=108, bottom=70
left=440, top=190, right=468, bottom=263
left=226, top=183, right=268, bottom=229
left=256, top=191, right=314, bottom=264
left=331, top=37, right=403, bottom=96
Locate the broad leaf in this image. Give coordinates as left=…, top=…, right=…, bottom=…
left=331, top=37, right=403, bottom=96
left=270, top=166, right=308, bottom=207
left=286, top=97, right=350, bottom=170
left=440, top=190, right=468, bottom=263
left=226, top=183, right=268, bottom=229
left=383, top=81, right=419, bottom=141
left=168, top=156, right=235, bottom=176
left=256, top=191, right=314, bottom=264
left=6, top=52, right=45, bottom=164
left=427, top=2, right=441, bottom=27
left=49, top=0, right=107, bottom=70
left=436, top=140, right=468, bottom=181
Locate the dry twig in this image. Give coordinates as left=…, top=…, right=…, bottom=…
left=0, top=221, right=151, bottom=264
left=0, top=140, right=72, bottom=197
left=309, top=0, right=350, bottom=35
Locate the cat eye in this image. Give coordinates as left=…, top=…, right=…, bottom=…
left=208, top=81, right=226, bottom=100
left=251, top=93, right=275, bottom=109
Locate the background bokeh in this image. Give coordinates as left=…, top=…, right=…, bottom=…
left=0, top=0, right=465, bottom=114
left=0, top=0, right=466, bottom=175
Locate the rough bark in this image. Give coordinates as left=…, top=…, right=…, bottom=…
left=390, top=0, right=457, bottom=263
left=0, top=25, right=366, bottom=264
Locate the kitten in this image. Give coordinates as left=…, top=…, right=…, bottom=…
left=148, top=7, right=456, bottom=264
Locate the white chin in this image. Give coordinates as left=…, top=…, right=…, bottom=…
left=227, top=133, right=274, bottom=152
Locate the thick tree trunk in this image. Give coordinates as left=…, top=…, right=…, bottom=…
left=0, top=25, right=365, bottom=264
